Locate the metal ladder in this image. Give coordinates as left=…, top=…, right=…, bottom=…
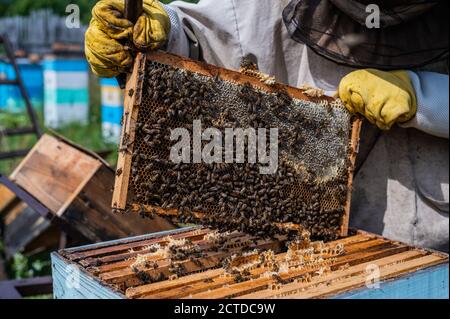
left=0, top=33, right=42, bottom=160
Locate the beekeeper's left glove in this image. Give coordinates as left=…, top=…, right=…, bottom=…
left=85, top=0, right=170, bottom=78
left=338, top=69, right=417, bottom=130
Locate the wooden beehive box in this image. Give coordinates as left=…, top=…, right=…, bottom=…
left=2, top=134, right=175, bottom=254
left=51, top=227, right=448, bottom=299
left=0, top=182, right=66, bottom=256
left=113, top=51, right=362, bottom=241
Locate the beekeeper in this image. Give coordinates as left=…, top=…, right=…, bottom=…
left=85, top=0, right=449, bottom=251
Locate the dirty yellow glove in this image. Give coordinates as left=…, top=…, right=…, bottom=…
left=85, top=0, right=170, bottom=77
left=338, top=69, right=417, bottom=130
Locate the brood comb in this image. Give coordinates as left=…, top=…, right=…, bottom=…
left=112, top=51, right=361, bottom=241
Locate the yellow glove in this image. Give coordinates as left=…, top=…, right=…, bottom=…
left=338, top=69, right=417, bottom=130
left=85, top=0, right=170, bottom=78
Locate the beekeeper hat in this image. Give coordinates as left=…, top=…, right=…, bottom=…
left=283, top=0, right=449, bottom=69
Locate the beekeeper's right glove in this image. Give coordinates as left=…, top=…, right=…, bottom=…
left=339, top=69, right=417, bottom=130
left=85, top=0, right=170, bottom=78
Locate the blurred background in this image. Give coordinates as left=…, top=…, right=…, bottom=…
left=0, top=0, right=198, bottom=175
left=0, top=0, right=197, bottom=297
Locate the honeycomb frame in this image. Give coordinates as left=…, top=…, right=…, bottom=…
left=113, top=51, right=362, bottom=240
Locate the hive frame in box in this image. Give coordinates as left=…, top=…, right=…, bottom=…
left=112, top=51, right=362, bottom=237
left=51, top=226, right=449, bottom=299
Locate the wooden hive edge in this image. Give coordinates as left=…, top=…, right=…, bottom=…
left=355, top=229, right=449, bottom=260
left=58, top=226, right=202, bottom=258
left=51, top=251, right=126, bottom=299
left=55, top=161, right=102, bottom=218
left=112, top=53, right=147, bottom=210
left=317, top=260, right=448, bottom=299
left=340, top=117, right=362, bottom=237
left=145, top=51, right=337, bottom=103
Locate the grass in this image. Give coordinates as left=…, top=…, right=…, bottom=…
left=24, top=294, right=53, bottom=299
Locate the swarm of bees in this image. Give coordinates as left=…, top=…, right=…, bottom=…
left=123, top=60, right=354, bottom=242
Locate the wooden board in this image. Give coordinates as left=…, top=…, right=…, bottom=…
left=0, top=184, right=16, bottom=213
left=1, top=185, right=62, bottom=257
left=10, top=134, right=102, bottom=215
left=112, top=54, right=145, bottom=211
left=3, top=204, right=51, bottom=256
left=52, top=227, right=449, bottom=299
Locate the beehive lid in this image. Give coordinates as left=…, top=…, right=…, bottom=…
left=10, top=134, right=102, bottom=215
left=113, top=51, right=361, bottom=241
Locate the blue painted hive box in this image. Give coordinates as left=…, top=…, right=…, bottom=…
left=99, top=78, right=124, bottom=143
left=0, top=58, right=43, bottom=112
left=42, top=58, right=89, bottom=128
left=51, top=227, right=449, bottom=299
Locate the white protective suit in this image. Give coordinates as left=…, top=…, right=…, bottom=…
left=162, top=0, right=449, bottom=251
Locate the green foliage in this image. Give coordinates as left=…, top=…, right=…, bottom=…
left=0, top=110, right=39, bottom=174
left=0, top=0, right=199, bottom=24
left=9, top=252, right=51, bottom=279
left=0, top=0, right=97, bottom=23
left=25, top=293, right=53, bottom=299
left=0, top=240, right=52, bottom=298
left=1, top=238, right=51, bottom=281
left=0, top=111, right=31, bottom=128
left=11, top=253, right=33, bottom=279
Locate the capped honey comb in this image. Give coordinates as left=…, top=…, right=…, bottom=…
left=113, top=51, right=361, bottom=241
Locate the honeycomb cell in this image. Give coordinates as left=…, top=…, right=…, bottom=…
left=125, top=59, right=355, bottom=241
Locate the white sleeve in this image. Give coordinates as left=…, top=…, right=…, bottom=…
left=161, top=4, right=190, bottom=57
left=399, top=71, right=449, bottom=139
